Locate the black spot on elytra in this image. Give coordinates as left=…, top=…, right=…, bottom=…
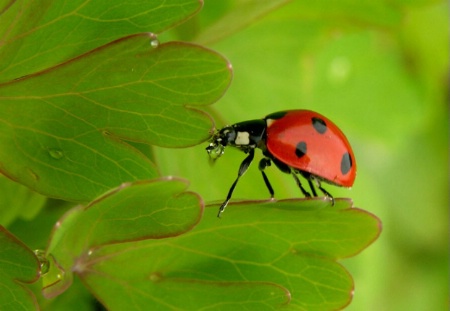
left=312, top=117, right=327, bottom=134
left=341, top=152, right=352, bottom=175
left=295, top=141, right=307, bottom=158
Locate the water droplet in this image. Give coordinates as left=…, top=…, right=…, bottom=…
left=150, top=272, right=162, bottom=282
left=48, top=148, right=64, bottom=159
left=150, top=39, right=159, bottom=48
left=34, top=249, right=50, bottom=275
left=149, top=33, right=159, bottom=48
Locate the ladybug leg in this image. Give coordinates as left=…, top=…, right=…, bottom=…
left=315, top=181, right=335, bottom=206
left=308, top=176, right=335, bottom=205
left=258, top=158, right=274, bottom=198
left=271, top=158, right=312, bottom=199
left=218, top=149, right=255, bottom=218
left=291, top=172, right=312, bottom=198
left=307, top=178, right=318, bottom=197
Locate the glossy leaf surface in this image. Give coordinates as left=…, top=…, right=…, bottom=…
left=0, top=0, right=202, bottom=81
left=79, top=199, right=381, bottom=310
left=0, top=34, right=231, bottom=202
left=0, top=227, right=40, bottom=310
left=43, top=178, right=203, bottom=298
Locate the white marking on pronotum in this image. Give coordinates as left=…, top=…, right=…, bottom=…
left=235, top=131, right=250, bottom=145
left=266, top=118, right=276, bottom=127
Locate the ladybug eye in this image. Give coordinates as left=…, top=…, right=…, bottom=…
left=225, top=131, right=236, bottom=142
left=219, top=128, right=236, bottom=144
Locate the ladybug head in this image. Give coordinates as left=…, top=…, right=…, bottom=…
left=206, top=126, right=236, bottom=160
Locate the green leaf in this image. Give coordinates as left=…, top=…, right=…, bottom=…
left=0, top=175, right=46, bottom=226
left=87, top=277, right=290, bottom=310
left=42, top=178, right=203, bottom=299
left=34, top=276, right=102, bottom=311
left=0, top=34, right=232, bottom=202
left=193, top=0, right=292, bottom=45
left=0, top=226, right=40, bottom=310
left=74, top=199, right=381, bottom=310
left=180, top=0, right=402, bottom=45
left=0, top=0, right=202, bottom=81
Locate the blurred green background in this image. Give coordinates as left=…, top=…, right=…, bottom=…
left=156, top=1, right=449, bottom=310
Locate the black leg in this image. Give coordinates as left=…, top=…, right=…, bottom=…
left=291, top=172, right=311, bottom=198
left=307, top=178, right=318, bottom=197
left=316, top=180, right=335, bottom=206
left=218, top=149, right=255, bottom=217
left=258, top=158, right=274, bottom=198
left=294, top=171, right=335, bottom=205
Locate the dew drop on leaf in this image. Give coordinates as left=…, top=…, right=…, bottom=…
left=149, top=33, right=159, bottom=48
left=48, top=148, right=64, bottom=159
left=149, top=272, right=163, bottom=282
left=34, top=249, right=50, bottom=275
left=150, top=39, right=160, bottom=48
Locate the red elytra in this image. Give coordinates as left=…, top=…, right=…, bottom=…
left=265, top=110, right=356, bottom=187
left=206, top=109, right=356, bottom=217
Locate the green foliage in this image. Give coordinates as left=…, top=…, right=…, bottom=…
left=47, top=198, right=379, bottom=311
left=0, top=0, right=202, bottom=81
left=42, top=178, right=203, bottom=299
left=0, top=226, right=40, bottom=310
left=0, top=34, right=230, bottom=201
left=1, top=0, right=446, bottom=310
left=0, top=175, right=46, bottom=227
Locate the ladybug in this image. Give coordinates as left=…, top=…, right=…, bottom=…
left=206, top=110, right=356, bottom=217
